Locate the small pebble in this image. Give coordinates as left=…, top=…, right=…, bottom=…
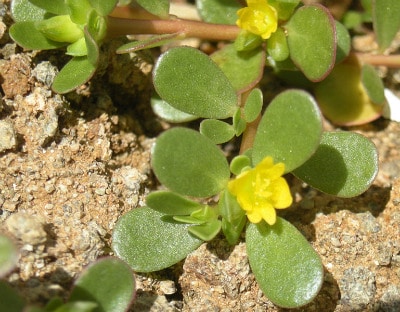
left=0, top=120, right=17, bottom=152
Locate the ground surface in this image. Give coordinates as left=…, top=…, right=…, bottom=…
left=0, top=1, right=400, bottom=311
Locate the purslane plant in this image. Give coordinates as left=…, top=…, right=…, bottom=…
left=8, top=0, right=398, bottom=308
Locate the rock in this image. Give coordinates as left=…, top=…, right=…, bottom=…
left=0, top=120, right=17, bottom=152
left=6, top=212, right=47, bottom=245
left=378, top=285, right=400, bottom=312
left=339, top=266, right=376, bottom=311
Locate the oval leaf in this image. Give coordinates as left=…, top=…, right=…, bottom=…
left=28, top=0, right=68, bottom=15
left=9, top=22, right=67, bottom=50
left=293, top=131, right=378, bottom=197
left=152, top=127, right=230, bottom=197
left=361, top=64, right=385, bottom=105
left=247, top=218, right=323, bottom=308
left=200, top=119, right=235, bottom=144
left=69, top=257, right=135, bottom=312
left=52, top=56, right=96, bottom=94
left=0, top=281, right=25, bottom=312
left=314, top=54, right=383, bottom=126
left=373, top=0, right=400, bottom=51
left=286, top=4, right=336, bottom=81
left=89, top=0, right=118, bottom=16
left=112, top=207, right=203, bottom=272
left=211, top=44, right=265, bottom=93
left=11, top=0, right=47, bottom=22
left=153, top=46, right=238, bottom=119
left=252, top=90, right=322, bottom=172
left=243, top=88, right=263, bottom=123
left=196, top=0, right=241, bottom=24
left=136, top=0, right=169, bottom=19
left=146, top=191, right=202, bottom=215
left=150, top=95, right=198, bottom=123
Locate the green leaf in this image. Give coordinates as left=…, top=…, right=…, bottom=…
left=196, top=0, right=241, bottom=24
left=243, top=88, right=263, bottom=123
left=112, top=207, right=203, bottom=272
left=361, top=64, right=385, bottom=104
left=152, top=127, right=230, bottom=197
left=232, top=108, right=246, bottom=136
left=11, top=0, right=47, bottom=22
left=52, top=56, right=96, bottom=94
left=252, top=90, right=322, bottom=172
left=35, top=15, right=84, bottom=43
left=28, top=0, right=69, bottom=15
left=153, top=46, right=238, bottom=119
left=66, top=0, right=92, bottom=25
left=372, top=0, right=400, bottom=51
left=150, top=95, right=198, bottom=123
left=269, top=0, right=301, bottom=21
left=9, top=22, right=67, bottom=50
left=89, top=0, right=118, bottom=16
left=286, top=4, right=336, bottom=81
left=199, top=119, right=235, bottom=144
left=335, top=21, right=351, bottom=64
left=84, top=27, right=99, bottom=65
left=314, top=54, right=383, bottom=126
left=66, top=37, right=87, bottom=56
left=0, top=235, right=18, bottom=278
left=188, top=220, right=222, bottom=241
left=267, top=27, right=289, bottom=62
left=136, top=0, right=169, bottom=19
left=116, top=34, right=180, bottom=54
left=53, top=301, right=97, bottom=312
left=211, top=44, right=265, bottom=93
left=0, top=280, right=25, bottom=312
left=219, top=190, right=246, bottom=245
left=229, top=154, right=251, bottom=175
left=69, top=257, right=134, bottom=312
left=146, top=191, right=202, bottom=215
left=247, top=218, right=323, bottom=308
left=87, top=9, right=107, bottom=42
left=293, top=131, right=378, bottom=197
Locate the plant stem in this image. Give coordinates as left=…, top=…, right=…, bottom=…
left=356, top=53, right=400, bottom=68
left=106, top=16, right=241, bottom=41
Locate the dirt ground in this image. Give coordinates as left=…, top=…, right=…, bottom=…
left=0, top=1, right=400, bottom=311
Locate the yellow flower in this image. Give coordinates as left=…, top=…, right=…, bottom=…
left=236, top=0, right=278, bottom=40
left=228, top=156, right=292, bottom=225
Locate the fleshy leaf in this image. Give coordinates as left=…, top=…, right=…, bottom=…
left=233, top=108, right=247, bottom=136
left=146, top=191, right=202, bottom=215
left=286, top=4, right=336, bottom=81
left=219, top=189, right=247, bottom=245
left=372, top=0, right=400, bottom=51
left=9, top=21, right=67, bottom=50
left=0, top=281, right=25, bottom=312
left=196, top=0, right=241, bottom=24
left=267, top=27, right=289, bottom=62
left=0, top=235, right=18, bottom=278
left=112, top=207, right=203, bottom=272
left=188, top=220, right=221, bottom=241
left=252, top=90, right=322, bottom=172
left=52, top=56, right=96, bottom=94
left=211, top=44, right=265, bottom=93
left=314, top=54, right=383, bottom=126
left=11, top=0, right=47, bottom=22
left=247, top=218, right=323, bottom=308
left=153, top=46, right=238, bottom=119
left=136, top=0, right=169, bottom=19
left=270, top=0, right=300, bottom=21
left=66, top=0, right=92, bottom=25
left=152, top=127, right=230, bottom=197
left=69, top=257, right=134, bottom=312
left=361, top=64, right=385, bottom=105
left=243, top=88, right=263, bottom=123
left=230, top=154, right=252, bottom=175
left=200, top=119, right=235, bottom=144
left=293, top=131, right=378, bottom=197
left=28, top=0, right=69, bottom=15
left=335, top=21, right=351, bottom=64
left=89, top=0, right=118, bottom=16
left=150, top=95, right=198, bottom=123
